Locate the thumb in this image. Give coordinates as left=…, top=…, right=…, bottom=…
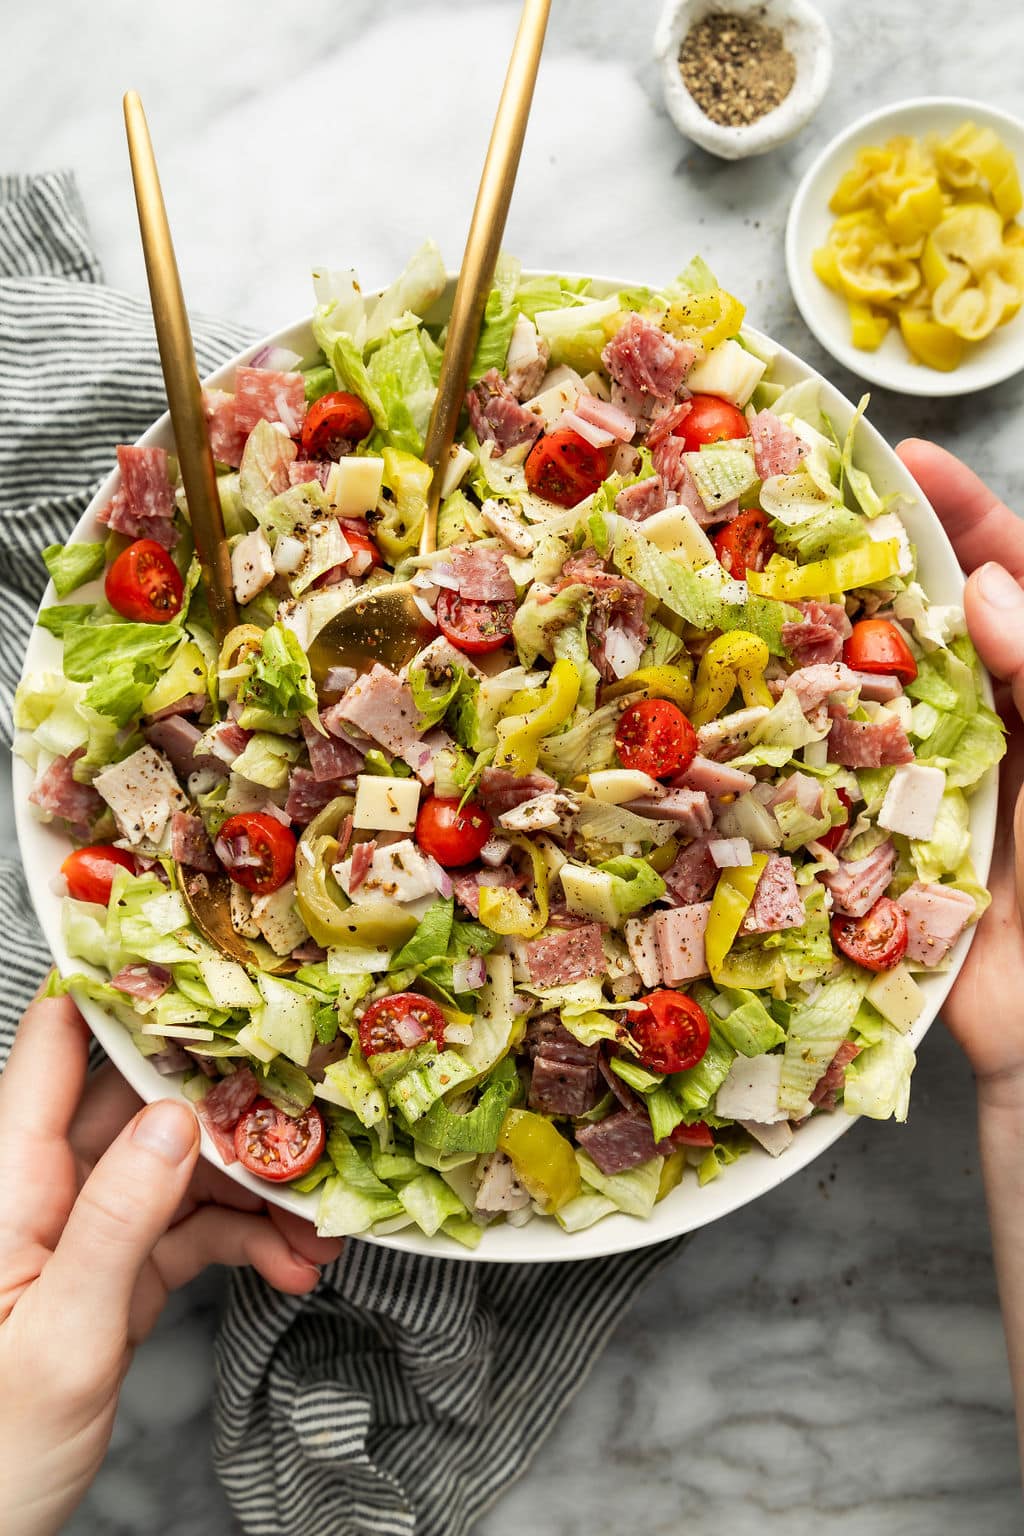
left=42, top=1099, right=199, bottom=1352
left=965, top=562, right=1024, bottom=722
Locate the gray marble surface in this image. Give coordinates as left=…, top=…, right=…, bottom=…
left=3, top=0, right=1023, bottom=1530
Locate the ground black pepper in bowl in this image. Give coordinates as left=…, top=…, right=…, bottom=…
left=679, top=9, right=796, bottom=128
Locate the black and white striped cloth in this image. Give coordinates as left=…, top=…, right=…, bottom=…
left=0, top=173, right=684, bottom=1536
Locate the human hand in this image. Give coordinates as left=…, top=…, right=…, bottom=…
left=897, top=439, right=1024, bottom=1107
left=0, top=990, right=342, bottom=1536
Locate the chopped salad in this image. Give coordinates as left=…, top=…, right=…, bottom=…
left=16, top=246, right=1003, bottom=1245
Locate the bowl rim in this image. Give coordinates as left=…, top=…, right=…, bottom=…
left=12, top=270, right=998, bottom=1263
left=786, top=94, right=1024, bottom=397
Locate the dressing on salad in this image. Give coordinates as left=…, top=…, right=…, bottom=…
left=17, top=246, right=1003, bottom=1245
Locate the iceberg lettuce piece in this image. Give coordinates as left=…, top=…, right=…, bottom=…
left=42, top=541, right=106, bottom=597
left=910, top=788, right=971, bottom=881
left=574, top=1149, right=663, bottom=1219
left=555, top=1190, right=619, bottom=1232
left=395, top=1170, right=468, bottom=1237
left=470, top=252, right=522, bottom=381
left=534, top=293, right=621, bottom=373
left=363, top=239, right=447, bottom=346
left=365, top=324, right=438, bottom=457
left=317, top=1127, right=403, bottom=1236
left=778, top=971, right=867, bottom=1116
left=843, top=1024, right=915, bottom=1121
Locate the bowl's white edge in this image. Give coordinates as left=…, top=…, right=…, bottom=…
left=11, top=272, right=998, bottom=1264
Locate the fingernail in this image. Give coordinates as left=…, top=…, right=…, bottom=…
left=132, top=1100, right=198, bottom=1165
left=977, top=562, right=1024, bottom=610
left=289, top=1247, right=322, bottom=1277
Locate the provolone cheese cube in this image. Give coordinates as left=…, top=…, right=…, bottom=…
left=588, top=769, right=660, bottom=805
left=640, top=506, right=716, bottom=569
left=325, top=455, right=385, bottom=518
left=352, top=774, right=422, bottom=833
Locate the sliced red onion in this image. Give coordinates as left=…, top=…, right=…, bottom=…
left=260, top=802, right=292, bottom=826
left=603, top=624, right=645, bottom=680
left=395, top=1016, right=427, bottom=1048
left=347, top=549, right=374, bottom=578
left=452, top=955, right=487, bottom=992
left=479, top=834, right=512, bottom=868
left=273, top=533, right=306, bottom=575
left=444, top=1022, right=474, bottom=1046
left=412, top=594, right=438, bottom=626
left=422, top=853, right=454, bottom=899
left=511, top=992, right=532, bottom=1015
left=247, top=344, right=302, bottom=371
left=709, top=836, right=753, bottom=868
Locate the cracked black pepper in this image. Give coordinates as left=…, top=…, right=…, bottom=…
left=679, top=10, right=796, bottom=128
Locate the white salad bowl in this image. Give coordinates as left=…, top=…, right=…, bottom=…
left=787, top=96, right=1024, bottom=397
left=12, top=272, right=998, bottom=1263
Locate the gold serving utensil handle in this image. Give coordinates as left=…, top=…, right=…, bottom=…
left=124, top=93, right=298, bottom=973
left=308, top=0, right=551, bottom=684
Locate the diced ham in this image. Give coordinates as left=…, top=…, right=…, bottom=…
left=465, top=368, right=543, bottom=456
left=742, top=854, right=805, bottom=933
left=93, top=745, right=188, bottom=848
left=170, top=809, right=219, bottom=873
left=284, top=767, right=351, bottom=825
left=523, top=924, right=607, bottom=988
left=203, top=388, right=248, bottom=467
left=697, top=707, right=771, bottom=762
left=300, top=715, right=365, bottom=783
left=149, top=1043, right=193, bottom=1076
left=898, top=881, right=975, bottom=966
left=654, top=902, right=712, bottom=983
left=877, top=764, right=946, bottom=841
left=559, top=408, right=616, bottom=449
left=479, top=498, right=535, bottom=555
left=145, top=715, right=226, bottom=781
left=524, top=1014, right=600, bottom=1067
left=625, top=914, right=663, bottom=987
left=809, top=1041, right=861, bottom=1110
left=822, top=841, right=890, bottom=909
left=555, top=557, right=650, bottom=683
left=624, top=789, right=714, bottom=836
left=231, top=527, right=275, bottom=605
left=851, top=671, right=904, bottom=703
left=450, top=544, right=516, bottom=602
left=331, top=664, right=420, bottom=757
left=232, top=367, right=306, bottom=436
left=288, top=460, right=332, bottom=488
left=144, top=693, right=207, bottom=723
left=715, top=1053, right=787, bottom=1124
left=529, top=1056, right=600, bottom=1116
left=602, top=315, right=695, bottom=406
left=576, top=1109, right=665, bottom=1175
left=781, top=662, right=859, bottom=713
left=827, top=708, right=914, bottom=768
left=748, top=409, right=806, bottom=478
left=29, top=750, right=104, bottom=840
left=673, top=755, right=755, bottom=799
left=505, top=314, right=550, bottom=402
left=768, top=771, right=824, bottom=821
left=614, top=475, right=672, bottom=520
left=499, top=790, right=577, bottom=835
left=573, top=392, right=636, bottom=443
left=782, top=601, right=852, bottom=668
left=348, top=839, right=376, bottom=893
left=477, top=767, right=557, bottom=817
left=111, top=962, right=172, bottom=1002
left=195, top=1067, right=261, bottom=1165
left=662, top=836, right=718, bottom=905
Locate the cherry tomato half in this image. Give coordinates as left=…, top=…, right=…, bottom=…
left=669, top=1120, right=715, bottom=1148
left=631, top=990, right=710, bottom=1074
left=105, top=539, right=184, bottom=624
left=831, top=896, right=908, bottom=972
left=435, top=588, right=514, bottom=655
left=675, top=394, right=750, bottom=452
left=816, top=787, right=852, bottom=854
left=215, top=812, right=296, bottom=894
left=524, top=428, right=607, bottom=508
left=843, top=619, right=918, bottom=685
left=61, top=844, right=135, bottom=905
left=359, top=992, right=448, bottom=1058
left=714, top=508, right=776, bottom=579
left=234, top=1098, right=326, bottom=1182
left=300, top=390, right=373, bottom=458
left=416, top=796, right=493, bottom=868
left=615, top=699, right=698, bottom=778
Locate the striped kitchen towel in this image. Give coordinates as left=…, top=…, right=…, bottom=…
left=0, top=172, right=684, bottom=1536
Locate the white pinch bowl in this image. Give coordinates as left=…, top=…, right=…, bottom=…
left=655, top=0, right=832, bottom=160
left=787, top=96, right=1024, bottom=397
left=13, top=272, right=997, bottom=1263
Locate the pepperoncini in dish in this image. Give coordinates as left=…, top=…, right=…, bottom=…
left=689, top=632, right=772, bottom=728
left=493, top=657, right=581, bottom=775
left=812, top=121, right=1024, bottom=370
left=498, top=1109, right=581, bottom=1212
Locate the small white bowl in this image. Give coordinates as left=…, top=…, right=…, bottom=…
left=787, top=96, right=1024, bottom=397
left=655, top=0, right=832, bottom=160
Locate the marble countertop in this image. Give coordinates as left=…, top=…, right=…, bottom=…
left=3, top=0, right=1022, bottom=1529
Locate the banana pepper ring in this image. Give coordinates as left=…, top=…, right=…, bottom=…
left=477, top=834, right=549, bottom=938
left=664, top=286, right=746, bottom=354
left=746, top=541, right=901, bottom=602
left=494, top=657, right=581, bottom=776
left=602, top=662, right=694, bottom=711
left=689, top=631, right=772, bottom=729
left=705, top=854, right=769, bottom=981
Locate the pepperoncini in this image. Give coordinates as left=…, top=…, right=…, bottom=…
left=705, top=854, right=769, bottom=980
left=602, top=662, right=693, bottom=711
left=648, top=835, right=681, bottom=874
left=656, top=1149, right=687, bottom=1203
left=493, top=657, right=581, bottom=776
left=293, top=796, right=420, bottom=949
left=663, top=286, right=746, bottom=354
left=745, top=541, right=901, bottom=602
left=813, top=122, right=1024, bottom=369
left=689, top=632, right=772, bottom=728
left=477, top=835, right=549, bottom=938
left=498, top=1108, right=581, bottom=1212
left=217, top=623, right=265, bottom=698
